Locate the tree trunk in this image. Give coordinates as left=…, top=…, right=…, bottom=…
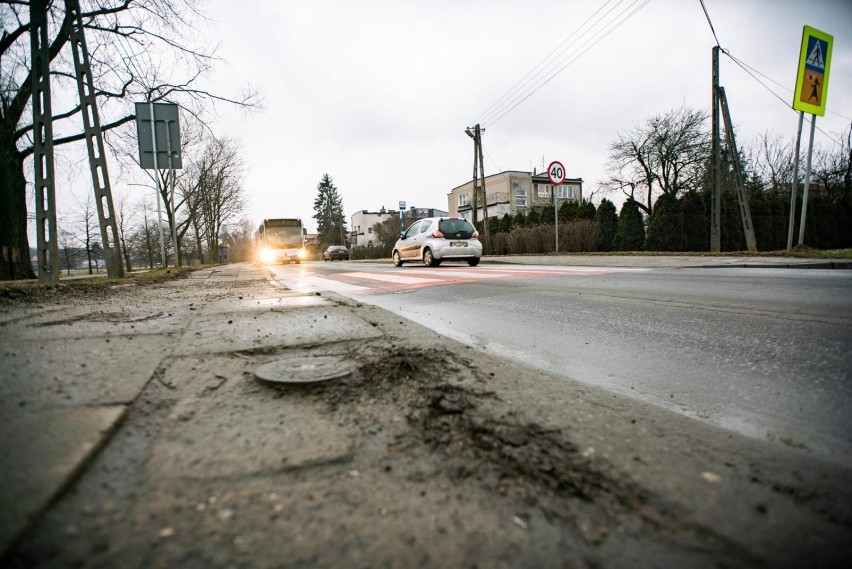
left=0, top=139, right=36, bottom=280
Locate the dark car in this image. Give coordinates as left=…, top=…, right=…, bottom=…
left=323, top=245, right=349, bottom=261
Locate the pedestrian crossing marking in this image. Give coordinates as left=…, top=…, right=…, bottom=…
left=342, top=272, right=437, bottom=285
left=270, top=264, right=648, bottom=296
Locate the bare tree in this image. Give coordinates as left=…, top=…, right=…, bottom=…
left=113, top=188, right=138, bottom=271
left=603, top=106, right=709, bottom=214
left=747, top=132, right=796, bottom=193
left=193, top=136, right=246, bottom=262
left=220, top=217, right=256, bottom=262
left=57, top=228, right=82, bottom=275
left=0, top=1, right=260, bottom=279
left=63, top=190, right=99, bottom=274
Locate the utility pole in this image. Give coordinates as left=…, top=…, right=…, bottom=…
left=30, top=0, right=125, bottom=282
left=465, top=124, right=490, bottom=252
left=711, top=46, right=756, bottom=251
left=30, top=0, right=59, bottom=283
left=67, top=0, right=124, bottom=277
left=711, top=46, right=721, bottom=252
left=718, top=86, right=757, bottom=251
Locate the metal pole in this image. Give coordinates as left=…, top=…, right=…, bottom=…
left=164, top=122, right=179, bottom=266
left=554, top=181, right=559, bottom=253
left=710, top=46, right=721, bottom=252
left=148, top=102, right=166, bottom=267
left=797, top=115, right=817, bottom=246
left=787, top=111, right=804, bottom=250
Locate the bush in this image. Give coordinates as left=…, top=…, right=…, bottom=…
left=614, top=200, right=645, bottom=251
left=646, top=193, right=682, bottom=251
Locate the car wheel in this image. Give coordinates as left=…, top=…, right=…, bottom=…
left=423, top=248, right=440, bottom=267
left=393, top=251, right=404, bottom=267
left=467, top=257, right=480, bottom=267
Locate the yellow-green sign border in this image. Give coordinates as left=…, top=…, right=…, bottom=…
left=793, top=25, right=833, bottom=116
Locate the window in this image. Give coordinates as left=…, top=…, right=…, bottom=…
left=403, top=221, right=421, bottom=239
left=554, top=185, right=579, bottom=200
left=368, top=227, right=372, bottom=234
left=458, top=193, right=470, bottom=207
left=514, top=183, right=526, bottom=207
left=420, top=220, right=432, bottom=233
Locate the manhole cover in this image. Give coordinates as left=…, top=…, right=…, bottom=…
left=253, top=356, right=356, bottom=385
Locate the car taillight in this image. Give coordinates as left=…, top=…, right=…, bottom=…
left=432, top=230, right=444, bottom=238
left=472, top=230, right=479, bottom=238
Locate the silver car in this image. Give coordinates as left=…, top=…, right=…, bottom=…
left=392, top=217, right=482, bottom=267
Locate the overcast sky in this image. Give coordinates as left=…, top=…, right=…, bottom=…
left=200, top=0, right=851, bottom=233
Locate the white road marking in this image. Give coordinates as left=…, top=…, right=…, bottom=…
left=279, top=274, right=371, bottom=294
left=342, top=272, right=437, bottom=285
left=400, top=269, right=509, bottom=279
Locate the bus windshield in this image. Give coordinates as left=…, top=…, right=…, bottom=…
left=266, top=227, right=303, bottom=248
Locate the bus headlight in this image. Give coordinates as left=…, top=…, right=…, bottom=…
left=259, top=248, right=276, bottom=264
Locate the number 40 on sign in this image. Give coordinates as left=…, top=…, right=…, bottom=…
left=547, top=161, right=565, bottom=186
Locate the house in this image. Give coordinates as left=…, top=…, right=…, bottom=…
left=447, top=170, right=583, bottom=222
left=350, top=207, right=399, bottom=248
left=350, top=206, right=450, bottom=247
left=402, top=206, right=448, bottom=227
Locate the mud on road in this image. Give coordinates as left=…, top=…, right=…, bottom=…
left=2, top=267, right=851, bottom=568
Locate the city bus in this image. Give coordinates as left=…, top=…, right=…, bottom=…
left=256, top=218, right=307, bottom=264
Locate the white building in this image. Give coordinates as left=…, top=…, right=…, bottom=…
left=350, top=207, right=399, bottom=247
left=447, top=170, right=583, bottom=221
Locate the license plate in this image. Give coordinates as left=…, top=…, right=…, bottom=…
left=451, top=241, right=467, bottom=247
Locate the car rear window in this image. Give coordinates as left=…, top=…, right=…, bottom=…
left=438, top=219, right=475, bottom=238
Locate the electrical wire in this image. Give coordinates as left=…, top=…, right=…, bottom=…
left=478, top=0, right=650, bottom=129
left=474, top=0, right=621, bottom=127
left=701, top=0, right=848, bottom=148
left=699, top=0, right=721, bottom=47
left=478, top=0, right=647, bottom=128
left=724, top=51, right=849, bottom=148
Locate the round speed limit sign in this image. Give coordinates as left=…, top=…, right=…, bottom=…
left=547, top=161, right=566, bottom=186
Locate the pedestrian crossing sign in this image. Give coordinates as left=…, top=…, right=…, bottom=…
left=793, top=25, right=833, bottom=116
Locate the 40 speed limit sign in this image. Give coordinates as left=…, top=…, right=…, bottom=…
left=547, top=161, right=566, bottom=186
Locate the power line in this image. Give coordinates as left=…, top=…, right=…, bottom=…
left=723, top=51, right=849, bottom=148
left=475, top=0, right=621, bottom=126
left=699, top=0, right=849, bottom=149
left=478, top=0, right=648, bottom=128
left=478, top=0, right=650, bottom=129
left=699, top=0, right=721, bottom=47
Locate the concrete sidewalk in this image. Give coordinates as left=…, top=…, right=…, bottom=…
left=1, top=260, right=850, bottom=566
left=0, top=264, right=287, bottom=555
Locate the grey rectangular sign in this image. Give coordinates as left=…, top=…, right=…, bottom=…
left=135, top=102, right=182, bottom=169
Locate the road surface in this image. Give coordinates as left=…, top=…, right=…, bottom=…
left=270, top=260, right=852, bottom=466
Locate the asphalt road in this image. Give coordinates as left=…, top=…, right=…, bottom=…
left=270, top=261, right=852, bottom=467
